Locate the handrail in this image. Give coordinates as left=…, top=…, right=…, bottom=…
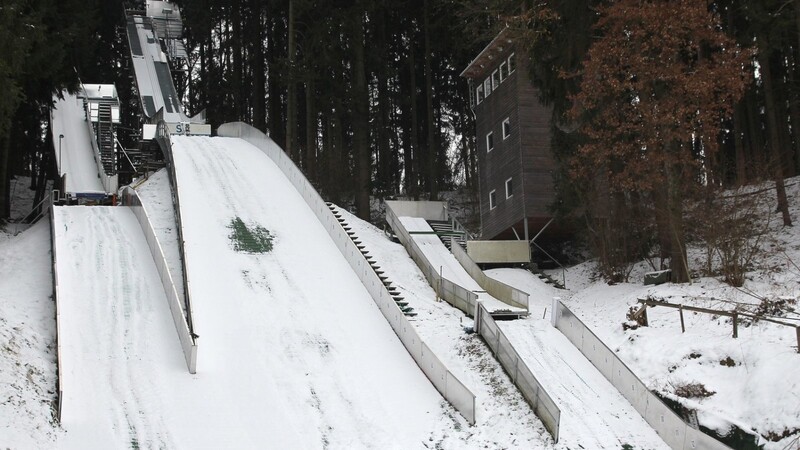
left=116, top=135, right=136, bottom=172
left=17, top=190, right=54, bottom=224
left=154, top=121, right=196, bottom=339
left=443, top=203, right=477, bottom=241
left=531, top=240, right=567, bottom=289
left=49, top=194, right=64, bottom=422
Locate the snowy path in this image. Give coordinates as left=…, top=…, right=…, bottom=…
left=50, top=92, right=104, bottom=193
left=169, top=135, right=446, bottom=447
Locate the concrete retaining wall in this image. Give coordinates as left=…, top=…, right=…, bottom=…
left=384, top=200, right=447, bottom=221
left=466, top=240, right=530, bottom=264
left=451, top=242, right=529, bottom=311
left=476, top=303, right=561, bottom=441
left=554, top=301, right=730, bottom=450
left=384, top=199, right=561, bottom=440
left=121, top=187, right=197, bottom=373
left=217, top=122, right=476, bottom=425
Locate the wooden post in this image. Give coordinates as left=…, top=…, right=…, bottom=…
left=732, top=312, right=738, bottom=338
left=679, top=305, right=685, bottom=333
left=796, top=326, right=800, bottom=353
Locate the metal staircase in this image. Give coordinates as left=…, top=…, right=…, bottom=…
left=96, top=103, right=116, bottom=174
left=427, top=220, right=467, bottom=252
left=327, top=203, right=416, bottom=317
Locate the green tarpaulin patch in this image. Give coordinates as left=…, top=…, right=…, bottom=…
left=228, top=217, right=274, bottom=253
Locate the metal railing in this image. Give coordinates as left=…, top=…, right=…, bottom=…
left=48, top=195, right=64, bottom=422
left=154, top=121, right=196, bottom=344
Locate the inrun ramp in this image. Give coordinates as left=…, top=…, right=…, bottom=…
left=50, top=92, right=104, bottom=194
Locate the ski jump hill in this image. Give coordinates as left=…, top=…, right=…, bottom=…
left=42, top=2, right=732, bottom=447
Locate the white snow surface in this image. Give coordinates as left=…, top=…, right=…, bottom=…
left=135, top=169, right=185, bottom=303
left=0, top=220, right=59, bottom=448
left=4, top=146, right=799, bottom=448
left=53, top=206, right=187, bottom=449
left=50, top=91, right=104, bottom=193
left=168, top=135, right=447, bottom=448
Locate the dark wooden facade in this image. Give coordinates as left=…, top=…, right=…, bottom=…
left=462, top=30, right=557, bottom=241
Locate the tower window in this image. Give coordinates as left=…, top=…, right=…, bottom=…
left=489, top=190, right=497, bottom=210
left=486, top=132, right=494, bottom=152
left=502, top=118, right=511, bottom=139
left=505, top=178, right=513, bottom=199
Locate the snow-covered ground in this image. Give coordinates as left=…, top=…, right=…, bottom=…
left=0, top=220, right=59, bottom=448
left=488, top=177, right=800, bottom=450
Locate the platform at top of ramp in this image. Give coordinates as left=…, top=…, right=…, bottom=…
left=398, top=216, right=525, bottom=315
left=50, top=93, right=104, bottom=193
left=167, top=135, right=445, bottom=447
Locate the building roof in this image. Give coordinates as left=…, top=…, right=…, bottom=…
left=82, top=84, right=118, bottom=100
left=460, top=27, right=514, bottom=79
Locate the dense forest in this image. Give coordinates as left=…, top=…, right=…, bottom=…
left=1, top=0, right=798, bottom=283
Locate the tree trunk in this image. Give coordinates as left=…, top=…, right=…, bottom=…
left=733, top=100, right=747, bottom=185
left=758, top=39, right=793, bottom=226
left=305, top=77, right=317, bottom=183
left=375, top=10, right=391, bottom=196
left=351, top=13, right=371, bottom=221
left=267, top=18, right=285, bottom=144
left=407, top=37, right=419, bottom=200
left=423, top=0, right=437, bottom=201
left=0, top=133, right=9, bottom=219
left=252, top=12, right=266, bottom=131
left=285, top=0, right=297, bottom=160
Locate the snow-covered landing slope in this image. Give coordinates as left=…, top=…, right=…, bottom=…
left=489, top=269, right=669, bottom=449
left=170, top=135, right=446, bottom=447
left=53, top=206, right=188, bottom=448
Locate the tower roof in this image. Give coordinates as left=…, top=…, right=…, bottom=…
left=460, top=28, right=513, bottom=79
